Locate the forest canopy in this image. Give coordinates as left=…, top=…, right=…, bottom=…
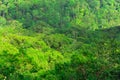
left=0, top=0, right=120, bottom=80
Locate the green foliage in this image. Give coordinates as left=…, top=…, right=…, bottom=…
left=43, top=34, right=73, bottom=51
left=0, top=0, right=120, bottom=29
left=0, top=16, right=6, bottom=26
left=0, top=0, right=120, bottom=80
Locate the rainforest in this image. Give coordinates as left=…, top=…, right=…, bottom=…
left=0, top=0, right=120, bottom=80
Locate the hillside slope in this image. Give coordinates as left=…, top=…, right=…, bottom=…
left=0, top=0, right=120, bottom=80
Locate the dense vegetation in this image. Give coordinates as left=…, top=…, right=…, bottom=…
left=0, top=0, right=120, bottom=80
